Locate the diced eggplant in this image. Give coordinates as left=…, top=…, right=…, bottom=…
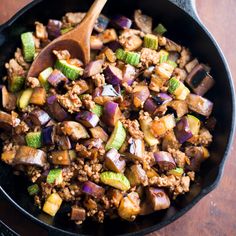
left=128, top=138, right=145, bottom=161
left=102, top=47, right=116, bottom=63
left=47, top=69, right=68, bottom=87
left=61, top=121, right=89, bottom=141
left=51, top=150, right=70, bottom=165
left=105, top=148, right=126, bottom=173
left=107, top=189, right=123, bottom=208
left=102, top=101, right=121, bottom=126
left=42, top=126, right=54, bottom=145
left=1, top=85, right=16, bottom=111
left=101, top=84, right=120, bottom=97
left=132, top=85, right=150, bottom=108
left=146, top=187, right=170, bottom=211
left=174, top=117, right=193, bottom=144
left=29, top=87, right=46, bottom=105
left=90, top=35, right=103, bottom=50
left=122, top=64, right=136, bottom=86
left=144, top=98, right=158, bottom=115
left=185, top=64, right=215, bottom=96
left=107, top=40, right=122, bottom=52
left=153, top=93, right=172, bottom=106
left=0, top=111, right=12, bottom=130
left=90, top=126, right=108, bottom=142
left=54, top=135, right=71, bottom=150
left=104, top=65, right=123, bottom=85
left=126, top=164, right=148, bottom=187
left=185, top=58, right=199, bottom=73
left=71, top=206, right=86, bottom=221
left=75, top=111, right=99, bottom=128
left=154, top=151, right=176, bottom=170
left=29, top=109, right=51, bottom=126
left=118, top=192, right=140, bottom=221
left=94, top=14, right=109, bottom=32
left=186, top=94, right=213, bottom=117
left=99, top=29, right=117, bottom=44
left=73, top=80, right=89, bottom=95
left=83, top=60, right=103, bottom=77
left=14, top=146, right=47, bottom=167
left=162, top=130, right=181, bottom=151
left=82, top=181, right=105, bottom=199
left=47, top=19, right=62, bottom=39
left=46, top=95, right=68, bottom=121
left=82, top=138, right=103, bottom=149
left=169, top=100, right=188, bottom=118
left=112, top=15, right=132, bottom=29
left=134, top=9, right=152, bottom=34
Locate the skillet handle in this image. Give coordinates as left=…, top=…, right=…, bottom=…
left=169, top=0, right=200, bottom=21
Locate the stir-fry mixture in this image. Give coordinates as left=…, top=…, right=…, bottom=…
left=0, top=10, right=216, bottom=224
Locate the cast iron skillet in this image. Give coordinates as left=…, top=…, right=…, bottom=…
left=0, top=0, right=235, bottom=235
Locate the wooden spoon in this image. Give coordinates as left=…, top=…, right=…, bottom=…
left=27, top=0, right=107, bottom=78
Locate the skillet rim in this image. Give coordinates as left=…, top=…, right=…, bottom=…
left=0, top=0, right=235, bottom=235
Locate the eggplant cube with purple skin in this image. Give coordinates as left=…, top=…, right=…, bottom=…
left=132, top=85, right=150, bottom=108
left=104, top=65, right=123, bottom=86
left=154, top=151, right=176, bottom=171
left=102, top=101, right=121, bottom=126
left=126, top=164, right=148, bottom=187
left=82, top=181, right=105, bottom=199
left=75, top=111, right=99, bottom=128
left=105, top=148, right=126, bottom=173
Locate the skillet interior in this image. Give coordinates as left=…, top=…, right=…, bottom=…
left=0, top=0, right=234, bottom=235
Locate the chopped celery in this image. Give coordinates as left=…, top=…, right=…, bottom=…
left=25, top=131, right=42, bottom=148
left=8, top=76, right=25, bottom=93
left=46, top=169, right=63, bottom=185
left=186, top=114, right=200, bottom=135
left=100, top=171, right=130, bottom=191
left=159, top=50, right=169, bottom=64
left=91, top=104, right=103, bottom=117
left=105, top=121, right=126, bottom=151
left=38, top=67, right=53, bottom=91
left=115, top=48, right=126, bottom=60
left=144, top=34, right=158, bottom=50
left=43, top=192, right=62, bottom=216
left=18, top=88, right=33, bottom=109
left=27, top=184, right=39, bottom=196
left=168, top=77, right=180, bottom=94
left=55, top=59, right=83, bottom=80
left=154, top=23, right=167, bottom=35
left=60, top=26, right=74, bottom=34
left=168, top=167, right=184, bottom=177
left=21, top=32, right=35, bottom=62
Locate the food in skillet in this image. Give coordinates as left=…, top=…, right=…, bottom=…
left=0, top=10, right=216, bottom=224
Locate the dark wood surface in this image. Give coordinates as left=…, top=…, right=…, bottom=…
left=0, top=1, right=236, bottom=235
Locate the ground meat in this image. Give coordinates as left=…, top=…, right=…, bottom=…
left=26, top=166, right=42, bottom=183
left=178, top=47, right=191, bottom=68
left=173, top=68, right=187, bottom=81
left=33, top=35, right=41, bottom=49
left=15, top=121, right=29, bottom=135
left=121, top=118, right=144, bottom=139
left=63, top=12, right=86, bottom=26
left=188, top=128, right=213, bottom=146
left=140, top=48, right=159, bottom=66
left=59, top=187, right=75, bottom=201
left=57, top=91, right=82, bottom=113
left=41, top=182, right=53, bottom=199
left=76, top=144, right=92, bottom=158
left=5, top=59, right=26, bottom=77
left=81, top=94, right=95, bottom=111
left=53, top=49, right=70, bottom=60
left=168, top=148, right=187, bottom=168
left=187, top=171, right=195, bottom=181
left=92, top=73, right=105, bottom=87
left=35, top=21, right=48, bottom=40
left=26, top=77, right=40, bottom=88
left=165, top=39, right=182, bottom=52
left=14, top=48, right=30, bottom=69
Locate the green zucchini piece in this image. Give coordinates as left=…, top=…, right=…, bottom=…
left=21, top=32, right=35, bottom=62
left=25, top=131, right=42, bottom=148
left=124, top=51, right=140, bottom=66
left=91, top=104, right=103, bottom=117
left=153, top=23, right=167, bottom=35
left=168, top=167, right=184, bottom=177
left=46, top=169, right=63, bottom=185
left=159, top=50, right=169, bottom=64
left=60, top=26, right=74, bottom=34
left=100, top=171, right=130, bottom=191
left=167, top=60, right=177, bottom=68
left=186, top=114, right=200, bottom=135
left=55, top=59, right=83, bottom=80
left=115, top=48, right=126, bottom=60
left=143, top=34, right=158, bottom=50
left=8, top=76, right=25, bottom=93
left=38, top=67, right=53, bottom=91
left=168, top=77, right=180, bottom=94
left=105, top=121, right=126, bottom=151
left=18, top=88, right=33, bottom=109
left=27, top=184, right=39, bottom=196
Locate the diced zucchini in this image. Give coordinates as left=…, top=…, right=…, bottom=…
left=8, top=76, right=25, bottom=93
left=116, top=48, right=126, bottom=60
left=43, top=193, right=62, bottom=216
left=186, top=114, right=200, bottom=135
left=168, top=77, right=190, bottom=100
left=143, top=34, right=158, bottom=50
left=153, top=23, right=167, bottom=35
left=46, top=169, right=63, bottom=185
left=55, top=59, right=83, bottom=80
left=60, top=26, right=74, bottom=34
left=105, top=121, right=126, bottom=151
left=159, top=50, right=169, bottom=64
left=139, top=117, right=159, bottom=146
left=167, top=60, right=177, bottom=68
left=38, top=67, right=53, bottom=91
left=27, top=184, right=39, bottom=196
left=91, top=104, right=103, bottom=117
left=168, top=167, right=184, bottom=177
left=25, top=131, right=42, bottom=148
left=100, top=171, right=130, bottom=191
left=18, top=88, right=33, bottom=109
left=115, top=49, right=140, bottom=66
left=21, top=32, right=35, bottom=62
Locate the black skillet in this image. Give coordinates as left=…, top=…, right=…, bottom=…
left=0, top=0, right=235, bottom=235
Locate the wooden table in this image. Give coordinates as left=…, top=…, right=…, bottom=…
left=0, top=1, right=236, bottom=235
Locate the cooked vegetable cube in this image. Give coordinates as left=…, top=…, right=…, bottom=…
left=70, top=206, right=86, bottom=221
left=21, top=32, right=35, bottom=62
left=30, top=87, right=46, bottom=105
left=18, top=88, right=33, bottom=109
left=144, top=34, right=158, bottom=50
left=153, top=23, right=167, bottom=35
left=25, top=131, right=42, bottom=148
left=82, top=181, right=105, bottom=198
left=8, top=76, right=25, bottom=93
left=126, top=164, right=148, bottom=187
left=91, top=104, right=103, bottom=117
left=27, top=184, right=39, bottom=196
left=51, top=150, right=71, bottom=165
left=43, top=192, right=62, bottom=216
left=90, top=126, right=108, bottom=142
left=38, top=67, right=53, bottom=90
left=168, top=77, right=190, bottom=100
left=46, top=169, right=63, bottom=185
left=186, top=114, right=200, bottom=135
